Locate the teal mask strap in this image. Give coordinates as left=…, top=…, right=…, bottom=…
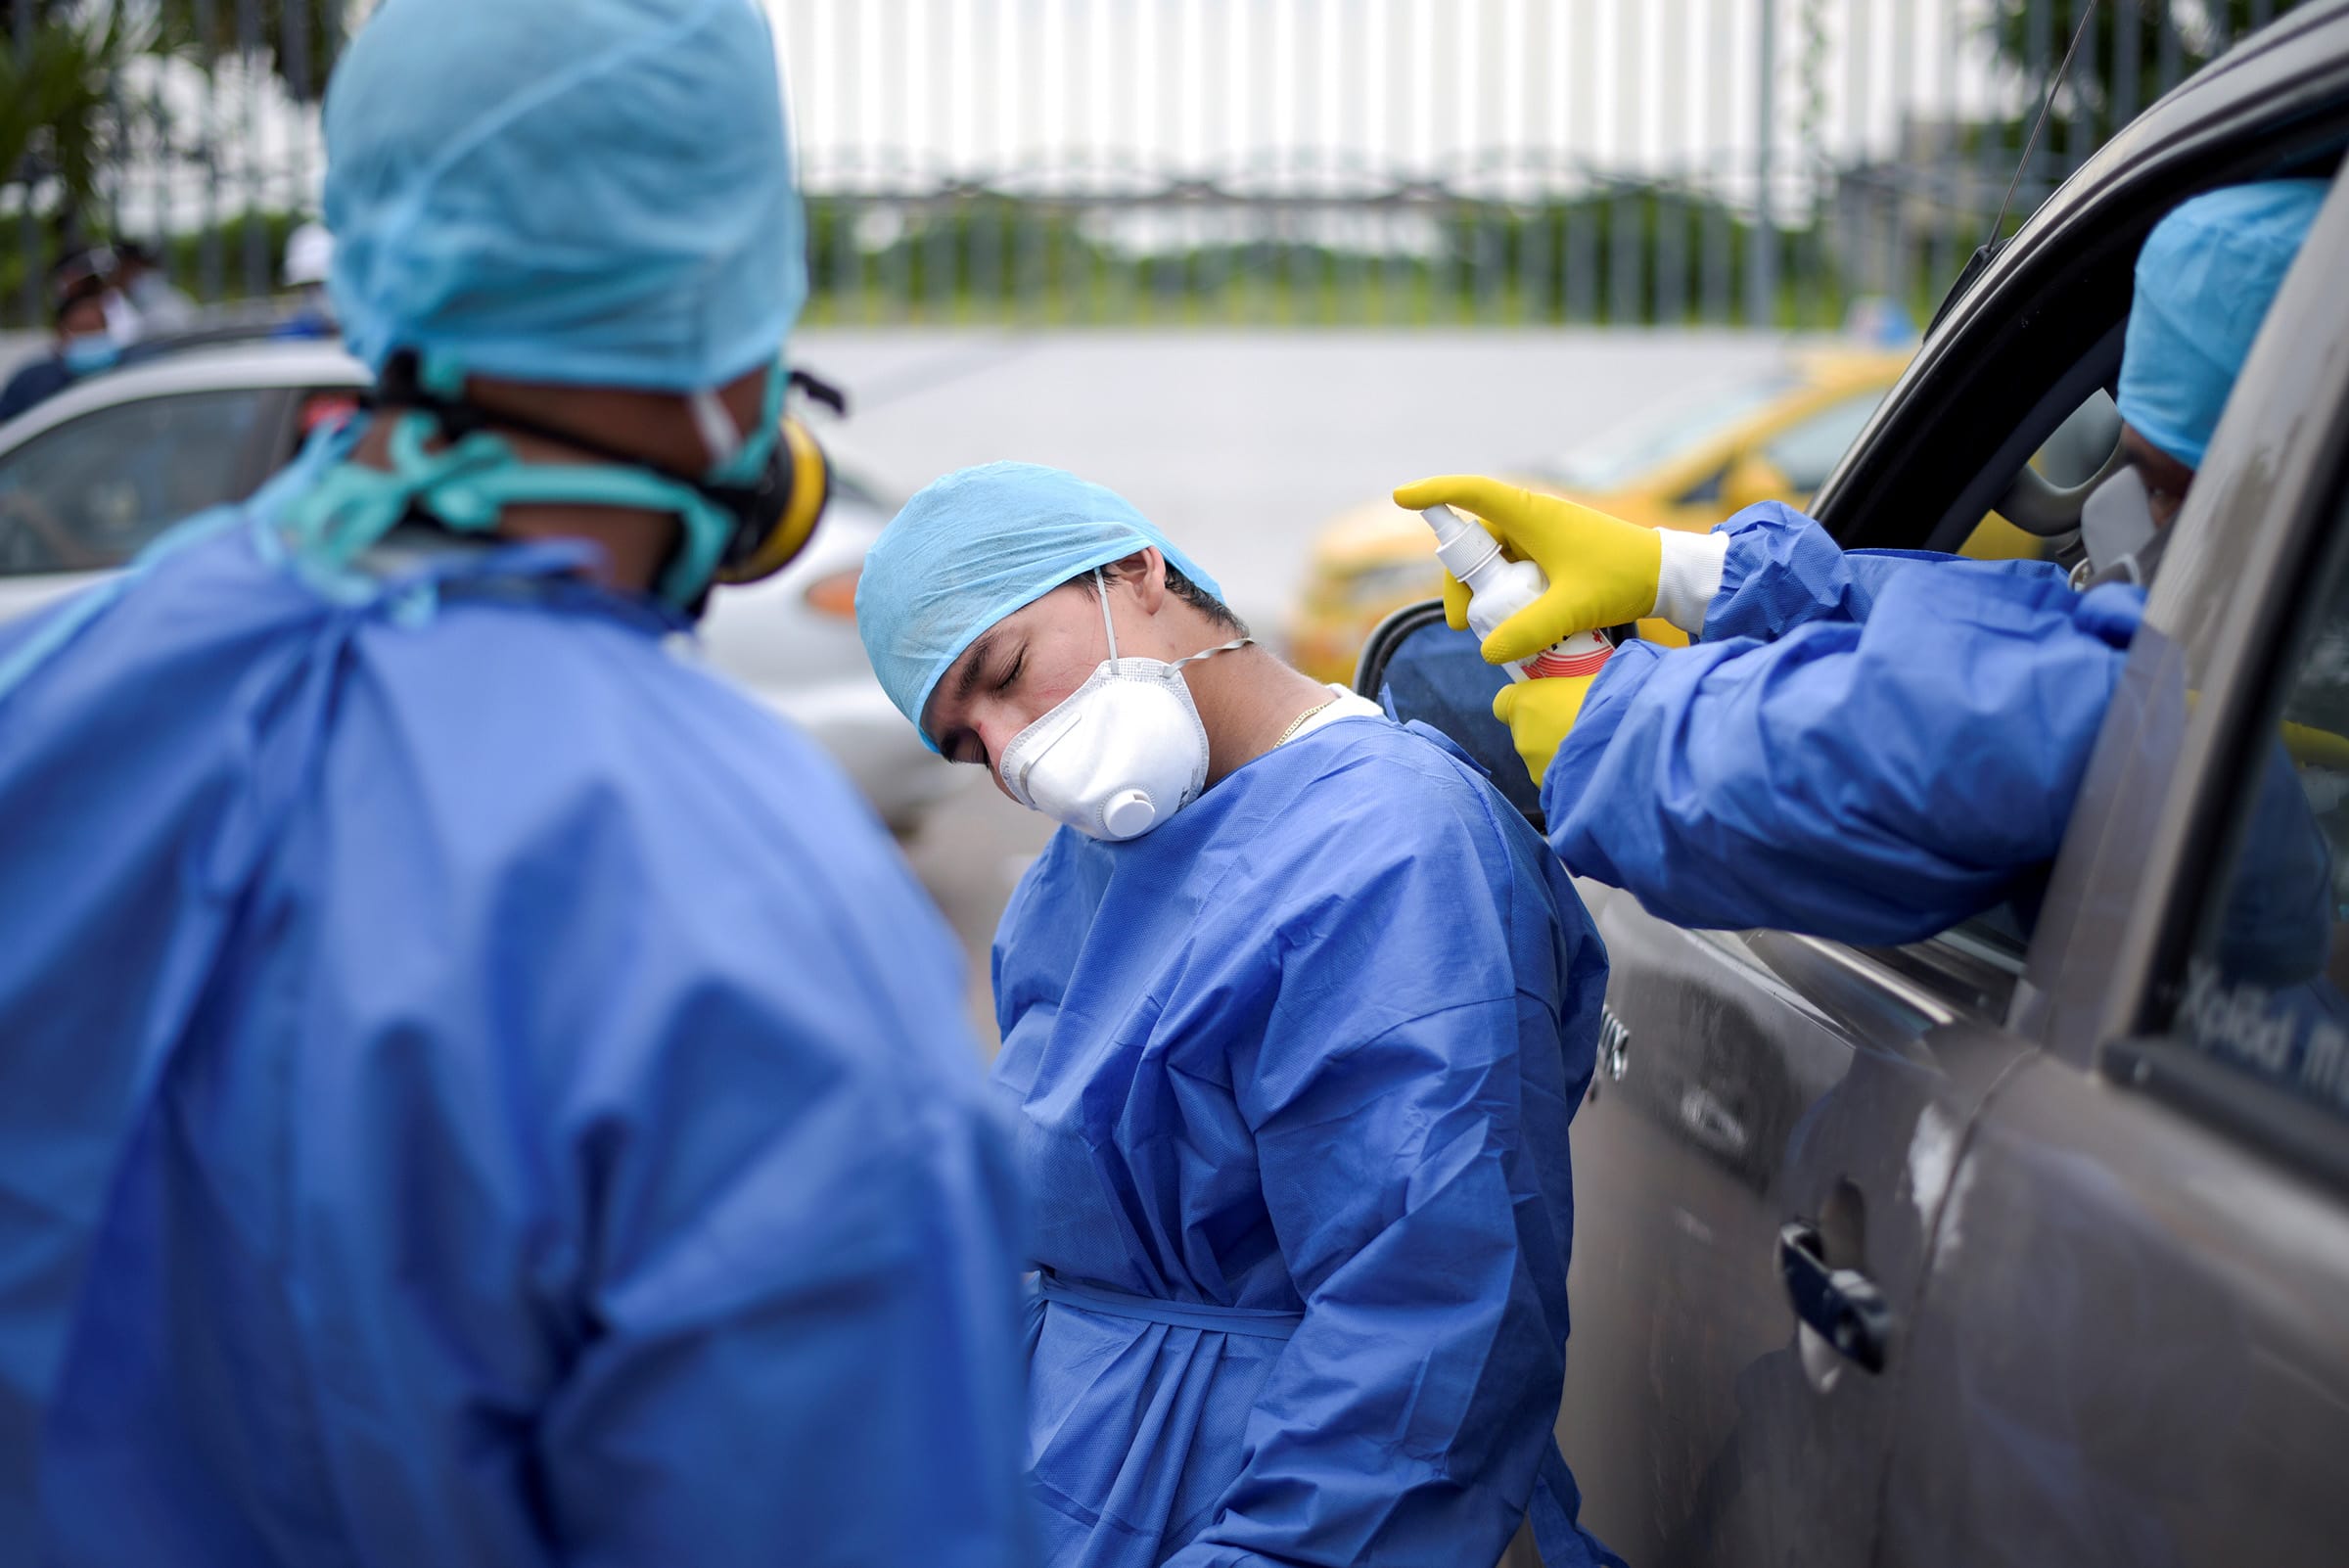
left=277, top=411, right=740, bottom=608
left=276, top=357, right=785, bottom=610
left=703, top=359, right=788, bottom=488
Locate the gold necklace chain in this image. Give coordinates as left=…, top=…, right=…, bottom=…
left=1274, top=694, right=1344, bottom=748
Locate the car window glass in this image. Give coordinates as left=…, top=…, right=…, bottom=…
left=0, top=390, right=271, bottom=576
left=1543, top=374, right=1797, bottom=491
left=1762, top=390, right=1885, bottom=493
left=2165, top=499, right=2349, bottom=1127
left=1672, top=464, right=1727, bottom=511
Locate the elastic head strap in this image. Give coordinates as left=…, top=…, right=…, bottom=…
left=1093, top=565, right=1253, bottom=672
left=374, top=349, right=713, bottom=487
left=1174, top=635, right=1255, bottom=669
left=1093, top=568, right=1121, bottom=672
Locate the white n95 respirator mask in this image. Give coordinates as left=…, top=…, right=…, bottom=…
left=995, top=571, right=1251, bottom=842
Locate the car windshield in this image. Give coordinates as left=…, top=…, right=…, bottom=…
left=1540, top=372, right=1799, bottom=491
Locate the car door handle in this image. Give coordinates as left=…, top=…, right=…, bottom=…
left=1776, top=1221, right=1893, bottom=1374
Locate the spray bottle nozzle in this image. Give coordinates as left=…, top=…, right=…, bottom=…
left=1419, top=504, right=1502, bottom=582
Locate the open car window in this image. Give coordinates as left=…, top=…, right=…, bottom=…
left=1359, top=604, right=1546, bottom=826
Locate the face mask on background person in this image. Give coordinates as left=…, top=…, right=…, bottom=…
left=61, top=333, right=119, bottom=376
left=995, top=569, right=1249, bottom=842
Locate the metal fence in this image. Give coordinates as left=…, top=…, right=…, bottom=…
left=0, top=1, right=2322, bottom=332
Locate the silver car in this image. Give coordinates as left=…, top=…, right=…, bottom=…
left=1365, top=10, right=2349, bottom=1564
left=0, top=337, right=959, bottom=830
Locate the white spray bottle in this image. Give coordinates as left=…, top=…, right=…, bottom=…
left=1419, top=504, right=1615, bottom=682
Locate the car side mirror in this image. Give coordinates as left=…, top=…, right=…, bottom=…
left=1356, top=600, right=1544, bottom=826
left=1720, top=449, right=1795, bottom=514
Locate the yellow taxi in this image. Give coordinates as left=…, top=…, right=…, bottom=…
left=1290, top=346, right=1958, bottom=684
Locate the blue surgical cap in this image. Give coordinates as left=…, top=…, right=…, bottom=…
left=2119, top=180, right=2327, bottom=470
left=857, top=463, right=1224, bottom=748
left=322, top=0, right=805, bottom=392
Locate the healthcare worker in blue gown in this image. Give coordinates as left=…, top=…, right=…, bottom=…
left=0, top=3, right=1030, bottom=1564
left=1397, top=180, right=2330, bottom=947
left=856, top=461, right=1626, bottom=1568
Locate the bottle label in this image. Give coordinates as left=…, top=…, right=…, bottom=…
left=1521, top=631, right=1614, bottom=681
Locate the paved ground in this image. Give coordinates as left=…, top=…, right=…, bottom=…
left=798, top=328, right=1799, bottom=1046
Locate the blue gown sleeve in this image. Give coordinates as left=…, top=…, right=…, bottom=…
left=1162, top=778, right=1592, bottom=1568
left=1699, top=500, right=2068, bottom=644
left=1542, top=568, right=2142, bottom=944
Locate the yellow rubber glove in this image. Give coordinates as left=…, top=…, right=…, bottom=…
left=2283, top=719, right=2349, bottom=771
left=1492, top=674, right=1596, bottom=787
left=1394, top=475, right=1662, bottom=666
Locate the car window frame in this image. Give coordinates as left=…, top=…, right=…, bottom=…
left=2089, top=472, right=2349, bottom=1198
left=1796, top=49, right=2349, bottom=1011
left=2014, top=168, right=2349, bottom=1114
left=1812, top=7, right=2349, bottom=555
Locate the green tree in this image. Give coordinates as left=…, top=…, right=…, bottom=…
left=1988, top=1, right=2308, bottom=145
left=0, top=3, right=149, bottom=248
left=152, top=0, right=348, bottom=102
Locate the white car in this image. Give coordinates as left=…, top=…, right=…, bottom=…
left=0, top=338, right=960, bottom=829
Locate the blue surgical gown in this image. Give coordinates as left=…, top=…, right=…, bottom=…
left=990, top=715, right=1621, bottom=1568
left=1543, top=502, right=2140, bottom=942
left=0, top=481, right=1030, bottom=1564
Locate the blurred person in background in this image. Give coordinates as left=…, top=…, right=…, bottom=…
left=0, top=2, right=1030, bottom=1565
left=110, top=240, right=199, bottom=338
left=857, top=460, right=1625, bottom=1568
left=274, top=219, right=339, bottom=339
left=0, top=267, right=119, bottom=424
left=1398, top=180, right=2327, bottom=950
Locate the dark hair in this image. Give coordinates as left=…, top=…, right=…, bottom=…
left=52, top=273, right=109, bottom=326
left=1161, top=560, right=1248, bottom=635
left=1068, top=553, right=1247, bottom=637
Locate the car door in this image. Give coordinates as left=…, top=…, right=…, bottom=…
left=1874, top=168, right=2349, bottom=1568
left=0, top=385, right=286, bottom=613
left=1359, top=617, right=2040, bottom=1568
left=1549, top=824, right=2042, bottom=1568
